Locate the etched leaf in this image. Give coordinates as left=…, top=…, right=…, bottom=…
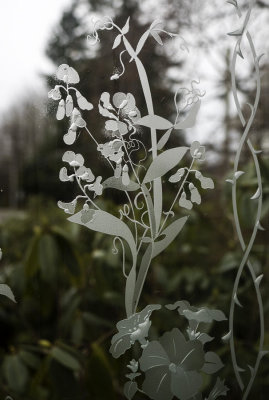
left=123, top=36, right=137, bottom=59
left=157, top=128, right=173, bottom=150
left=103, top=177, right=140, bottom=192
left=135, top=30, right=150, bottom=57
left=124, top=381, right=137, bottom=400
left=201, top=352, right=224, bottom=374
left=136, top=115, right=173, bottom=130
left=206, top=377, right=229, bottom=399
left=122, top=17, right=130, bottom=34
left=174, top=100, right=201, bottom=129
left=151, top=31, right=163, bottom=45
left=68, top=210, right=136, bottom=261
left=0, top=284, right=16, bottom=302
left=152, top=216, right=188, bottom=258
left=112, top=34, right=122, bottom=49
left=143, top=147, right=188, bottom=183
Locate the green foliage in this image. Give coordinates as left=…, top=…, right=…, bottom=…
left=0, top=156, right=268, bottom=398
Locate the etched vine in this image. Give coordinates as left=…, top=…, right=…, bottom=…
left=225, top=0, right=267, bottom=399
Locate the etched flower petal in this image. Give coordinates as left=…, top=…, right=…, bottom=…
left=105, top=119, right=119, bottom=131
left=59, top=167, right=73, bottom=182
left=62, top=151, right=84, bottom=167
left=65, top=95, right=74, bottom=117
left=56, top=99, right=65, bottom=120
left=48, top=86, right=61, bottom=100
left=76, top=91, right=93, bottom=110
left=113, top=92, right=126, bottom=108
left=76, top=166, right=95, bottom=182
left=139, top=341, right=170, bottom=371
left=118, top=121, right=128, bottom=135
left=179, top=192, right=193, bottom=210
left=57, top=200, right=77, bottom=214
left=109, top=333, right=132, bottom=359
left=63, top=129, right=77, bottom=145
left=56, top=64, right=69, bottom=80
left=142, top=366, right=173, bottom=400
left=171, top=368, right=202, bottom=400
left=67, top=67, right=80, bottom=84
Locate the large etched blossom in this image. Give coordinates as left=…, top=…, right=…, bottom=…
left=139, top=328, right=205, bottom=400
left=109, top=304, right=161, bottom=359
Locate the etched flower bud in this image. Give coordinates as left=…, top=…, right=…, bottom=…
left=76, top=91, right=93, bottom=110
left=189, top=183, right=201, bottom=204
left=56, top=99, right=65, bottom=120
left=122, top=164, right=130, bottom=186
left=110, top=73, right=119, bottom=80
left=83, top=203, right=89, bottom=211
left=179, top=191, right=193, bottom=210
left=65, top=94, right=74, bottom=117
left=114, top=161, right=122, bottom=178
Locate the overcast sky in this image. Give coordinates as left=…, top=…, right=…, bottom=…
left=0, top=0, right=71, bottom=113
left=0, top=1, right=267, bottom=148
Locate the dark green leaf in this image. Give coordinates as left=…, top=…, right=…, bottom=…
left=51, top=347, right=80, bottom=371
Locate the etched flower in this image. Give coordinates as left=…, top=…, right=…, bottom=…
left=109, top=304, right=161, bottom=359
left=97, top=139, right=124, bottom=163
left=57, top=200, right=77, bottom=214
left=62, top=151, right=84, bottom=167
left=105, top=119, right=128, bottom=136
left=112, top=92, right=141, bottom=122
left=104, top=92, right=141, bottom=137
left=126, top=359, right=141, bottom=381
left=139, top=328, right=204, bottom=400
left=48, top=85, right=61, bottom=100
left=87, top=176, right=103, bottom=196
left=64, top=108, right=86, bottom=145
left=56, top=64, right=80, bottom=84
left=190, top=141, right=206, bottom=161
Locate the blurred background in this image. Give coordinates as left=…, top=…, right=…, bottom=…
left=0, top=0, right=268, bottom=399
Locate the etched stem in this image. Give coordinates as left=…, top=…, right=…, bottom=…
left=228, top=0, right=265, bottom=397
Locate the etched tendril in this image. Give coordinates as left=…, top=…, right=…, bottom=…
left=227, top=0, right=265, bottom=398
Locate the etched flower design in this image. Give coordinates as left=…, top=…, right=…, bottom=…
left=104, top=92, right=141, bottom=137
left=64, top=108, right=86, bottom=145
left=48, top=85, right=61, bottom=100
left=139, top=328, right=205, bottom=400
left=109, top=304, right=161, bottom=359
left=56, top=64, right=80, bottom=84
left=87, top=176, right=103, bottom=196
left=190, top=141, right=206, bottom=161
left=97, top=139, right=124, bottom=163
left=126, top=359, right=141, bottom=381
